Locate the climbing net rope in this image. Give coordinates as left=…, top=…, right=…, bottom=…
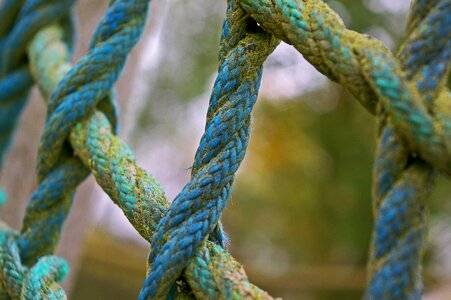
left=0, top=0, right=449, bottom=299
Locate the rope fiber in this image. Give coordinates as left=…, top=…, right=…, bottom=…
left=0, top=0, right=449, bottom=299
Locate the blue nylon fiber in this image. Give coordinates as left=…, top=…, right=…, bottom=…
left=18, top=0, right=149, bottom=267
left=0, top=0, right=73, bottom=174
left=0, top=0, right=450, bottom=298
left=0, top=0, right=79, bottom=268
left=366, top=0, right=450, bottom=298
left=36, top=0, right=150, bottom=180
left=138, top=2, right=278, bottom=297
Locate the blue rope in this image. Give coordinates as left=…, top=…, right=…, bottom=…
left=0, top=0, right=73, bottom=172
left=138, top=1, right=279, bottom=298
left=19, top=0, right=149, bottom=266
left=366, top=0, right=450, bottom=298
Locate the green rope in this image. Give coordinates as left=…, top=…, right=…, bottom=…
left=28, top=22, right=272, bottom=300
left=0, top=0, right=449, bottom=299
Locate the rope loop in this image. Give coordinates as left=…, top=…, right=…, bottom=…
left=0, top=225, right=67, bottom=300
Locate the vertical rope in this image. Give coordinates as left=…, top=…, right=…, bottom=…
left=138, top=1, right=279, bottom=298
left=366, top=1, right=450, bottom=298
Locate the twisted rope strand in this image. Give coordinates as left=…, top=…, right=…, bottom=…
left=0, top=0, right=74, bottom=171
left=239, top=0, right=451, bottom=176
left=0, top=0, right=448, bottom=298
left=139, top=1, right=279, bottom=298
left=28, top=19, right=272, bottom=300
left=0, top=0, right=77, bottom=269
left=17, top=0, right=148, bottom=267
left=0, top=224, right=68, bottom=299
left=2, top=0, right=150, bottom=296
left=366, top=1, right=450, bottom=298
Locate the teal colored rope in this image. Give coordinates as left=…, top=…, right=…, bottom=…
left=239, top=0, right=451, bottom=176
left=0, top=224, right=68, bottom=299
left=139, top=1, right=278, bottom=297
left=27, top=22, right=273, bottom=300
left=24, top=5, right=274, bottom=300
left=0, top=0, right=73, bottom=173
left=0, top=0, right=148, bottom=298
left=367, top=1, right=450, bottom=298
left=0, top=0, right=449, bottom=299
left=20, top=0, right=150, bottom=265
left=238, top=0, right=449, bottom=298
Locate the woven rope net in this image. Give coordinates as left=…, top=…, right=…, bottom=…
left=0, top=0, right=449, bottom=299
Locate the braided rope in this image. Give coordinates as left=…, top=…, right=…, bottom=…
left=139, top=2, right=279, bottom=298
left=23, top=3, right=274, bottom=300
left=0, top=222, right=68, bottom=299
left=0, top=0, right=152, bottom=298
left=239, top=0, right=451, bottom=175
left=367, top=1, right=450, bottom=298
left=0, top=0, right=449, bottom=299
left=28, top=22, right=273, bottom=300
left=237, top=0, right=449, bottom=298
left=19, top=0, right=150, bottom=266
left=0, top=0, right=73, bottom=201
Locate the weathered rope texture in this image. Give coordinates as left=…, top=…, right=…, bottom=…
left=0, top=0, right=74, bottom=164
left=238, top=0, right=449, bottom=298
left=20, top=0, right=150, bottom=267
left=138, top=1, right=278, bottom=298
left=0, top=222, right=68, bottom=299
left=0, top=0, right=151, bottom=298
left=23, top=1, right=274, bottom=299
left=0, top=0, right=73, bottom=201
left=367, top=1, right=450, bottom=298
left=0, top=0, right=449, bottom=299
left=26, top=14, right=274, bottom=300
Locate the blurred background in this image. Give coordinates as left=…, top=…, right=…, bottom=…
left=1, top=0, right=450, bottom=299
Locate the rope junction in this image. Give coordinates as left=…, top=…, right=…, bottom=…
left=0, top=0, right=449, bottom=299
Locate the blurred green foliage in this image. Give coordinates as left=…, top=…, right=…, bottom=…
left=224, top=86, right=376, bottom=299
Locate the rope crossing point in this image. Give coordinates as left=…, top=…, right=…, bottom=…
left=0, top=0, right=448, bottom=299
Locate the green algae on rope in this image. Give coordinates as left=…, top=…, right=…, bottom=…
left=27, top=24, right=274, bottom=299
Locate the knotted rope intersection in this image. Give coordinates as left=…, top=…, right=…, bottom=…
left=0, top=0, right=449, bottom=299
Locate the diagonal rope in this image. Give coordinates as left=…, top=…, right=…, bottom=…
left=239, top=0, right=451, bottom=175
left=18, top=0, right=149, bottom=266
left=0, top=0, right=449, bottom=299
left=25, top=6, right=274, bottom=300
left=0, top=0, right=73, bottom=201
left=237, top=0, right=449, bottom=298
left=138, top=0, right=279, bottom=297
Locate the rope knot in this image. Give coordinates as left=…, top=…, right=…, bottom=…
left=0, top=226, right=67, bottom=300
left=361, top=41, right=451, bottom=175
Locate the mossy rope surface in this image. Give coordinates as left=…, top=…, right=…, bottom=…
left=0, top=0, right=449, bottom=299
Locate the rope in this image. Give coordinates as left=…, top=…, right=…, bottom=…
left=236, top=0, right=449, bottom=298
left=0, top=0, right=449, bottom=299
left=0, top=0, right=73, bottom=202
left=139, top=1, right=278, bottom=297
left=367, top=1, right=450, bottom=298
left=0, top=224, right=68, bottom=300
left=23, top=1, right=273, bottom=299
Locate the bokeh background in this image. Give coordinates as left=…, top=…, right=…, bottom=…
left=1, top=1, right=450, bottom=299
